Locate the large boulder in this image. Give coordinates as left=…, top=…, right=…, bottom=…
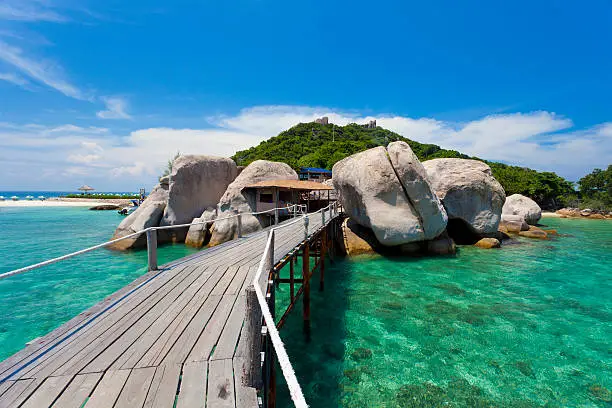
left=423, top=159, right=505, bottom=241
left=185, top=207, right=217, bottom=248
left=502, top=194, right=542, bottom=225
left=109, top=182, right=169, bottom=250
left=160, top=155, right=238, bottom=241
left=332, top=142, right=447, bottom=246
left=209, top=160, right=298, bottom=246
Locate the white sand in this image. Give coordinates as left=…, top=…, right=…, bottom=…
left=541, top=212, right=562, bottom=218
left=0, top=200, right=111, bottom=207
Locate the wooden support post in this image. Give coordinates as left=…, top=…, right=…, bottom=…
left=320, top=228, right=326, bottom=291
left=243, top=286, right=263, bottom=389
left=236, top=210, right=243, bottom=238
left=289, top=256, right=295, bottom=302
left=302, top=242, right=311, bottom=339
left=274, top=187, right=279, bottom=225
left=146, top=229, right=158, bottom=271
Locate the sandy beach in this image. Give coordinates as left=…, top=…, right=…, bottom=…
left=541, top=211, right=562, bottom=218
left=0, top=198, right=132, bottom=207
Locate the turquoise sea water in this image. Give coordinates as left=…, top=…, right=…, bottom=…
left=0, top=206, right=199, bottom=360
left=277, top=218, right=612, bottom=407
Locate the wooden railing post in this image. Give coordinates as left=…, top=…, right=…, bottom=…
left=243, top=285, right=263, bottom=389
left=146, top=229, right=158, bottom=271
left=268, top=230, right=275, bottom=272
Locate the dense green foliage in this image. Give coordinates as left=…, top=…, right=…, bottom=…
left=233, top=122, right=577, bottom=208
left=578, top=166, right=612, bottom=211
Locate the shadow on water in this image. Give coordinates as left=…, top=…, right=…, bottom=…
left=275, top=254, right=351, bottom=408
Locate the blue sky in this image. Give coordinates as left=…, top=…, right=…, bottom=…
left=0, top=0, right=611, bottom=191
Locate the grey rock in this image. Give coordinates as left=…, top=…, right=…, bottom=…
left=209, top=160, right=298, bottom=246
left=110, top=183, right=169, bottom=250
left=160, top=155, right=238, bottom=241
left=423, top=158, right=506, bottom=235
left=502, top=194, right=542, bottom=225
left=332, top=142, right=447, bottom=246
left=185, top=207, right=217, bottom=248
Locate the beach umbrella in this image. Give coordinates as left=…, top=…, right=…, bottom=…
left=11, top=196, right=18, bottom=201
left=38, top=196, right=46, bottom=201
left=77, top=185, right=95, bottom=193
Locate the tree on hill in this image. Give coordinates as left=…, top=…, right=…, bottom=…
left=232, top=122, right=577, bottom=209
left=578, top=165, right=612, bottom=210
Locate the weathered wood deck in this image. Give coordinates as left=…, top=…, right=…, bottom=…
left=0, top=213, right=327, bottom=408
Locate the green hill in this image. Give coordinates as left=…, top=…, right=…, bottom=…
left=232, top=122, right=575, bottom=209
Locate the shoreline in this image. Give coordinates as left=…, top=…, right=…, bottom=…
left=0, top=198, right=132, bottom=207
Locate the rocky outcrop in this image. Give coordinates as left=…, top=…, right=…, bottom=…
left=209, top=160, right=298, bottom=246
left=332, top=142, right=447, bottom=246
left=519, top=226, right=548, bottom=239
left=160, top=155, right=238, bottom=241
left=109, top=183, right=169, bottom=250
left=89, top=204, right=121, bottom=210
left=474, top=237, right=501, bottom=249
left=502, top=194, right=542, bottom=225
left=340, top=218, right=377, bottom=256
left=185, top=207, right=217, bottom=248
left=500, top=214, right=529, bottom=233
left=423, top=159, right=506, bottom=242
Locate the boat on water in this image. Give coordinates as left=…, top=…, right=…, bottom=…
left=10, top=196, right=18, bottom=201
left=118, top=199, right=140, bottom=215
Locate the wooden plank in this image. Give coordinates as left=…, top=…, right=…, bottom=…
left=206, top=359, right=234, bottom=408
left=210, top=266, right=236, bottom=296
left=0, top=378, right=43, bottom=408
left=232, top=358, right=258, bottom=408
left=111, top=265, right=219, bottom=370
left=176, top=361, right=207, bottom=408
left=114, top=367, right=156, bottom=408
left=142, top=364, right=180, bottom=408
left=52, top=373, right=103, bottom=408
left=14, top=263, right=197, bottom=381
left=186, top=295, right=235, bottom=363
left=57, top=264, right=207, bottom=376
left=161, top=295, right=222, bottom=365
left=84, top=369, right=130, bottom=408
left=20, top=375, right=73, bottom=408
left=0, top=381, right=14, bottom=398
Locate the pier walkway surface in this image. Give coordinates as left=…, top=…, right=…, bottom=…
left=0, top=208, right=334, bottom=408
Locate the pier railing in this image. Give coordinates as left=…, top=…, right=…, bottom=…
left=250, top=201, right=340, bottom=408
left=0, top=203, right=307, bottom=280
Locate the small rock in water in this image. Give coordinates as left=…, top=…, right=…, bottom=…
left=515, top=361, right=535, bottom=379
left=474, top=237, right=501, bottom=249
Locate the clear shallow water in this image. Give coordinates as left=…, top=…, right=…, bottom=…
left=277, top=218, right=612, bottom=407
left=0, top=206, right=199, bottom=360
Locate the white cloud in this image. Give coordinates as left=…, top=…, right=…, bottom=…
left=0, top=71, right=29, bottom=86
left=0, top=40, right=88, bottom=100
left=96, top=97, right=132, bottom=119
left=0, top=105, right=611, bottom=191
left=0, top=2, right=67, bottom=23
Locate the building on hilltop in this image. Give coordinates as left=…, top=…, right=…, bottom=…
left=315, top=116, right=329, bottom=125
left=299, top=167, right=332, bottom=182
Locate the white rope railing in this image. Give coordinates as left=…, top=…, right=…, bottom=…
left=0, top=204, right=308, bottom=281
left=250, top=201, right=339, bottom=408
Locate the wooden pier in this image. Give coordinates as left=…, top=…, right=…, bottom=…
left=0, top=206, right=340, bottom=408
